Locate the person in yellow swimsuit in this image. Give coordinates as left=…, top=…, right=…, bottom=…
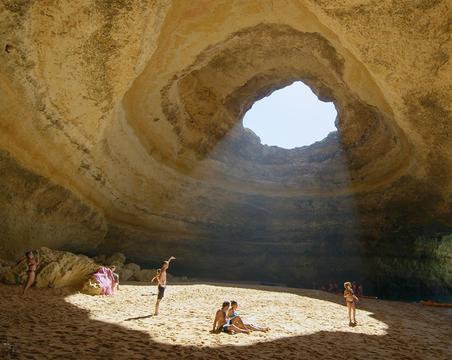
left=344, top=281, right=359, bottom=326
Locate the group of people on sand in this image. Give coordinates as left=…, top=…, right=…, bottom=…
left=212, top=300, right=269, bottom=334
left=14, top=250, right=358, bottom=328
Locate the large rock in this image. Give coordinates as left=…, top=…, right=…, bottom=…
left=3, top=247, right=100, bottom=289
left=92, top=255, right=107, bottom=264
left=132, top=269, right=159, bottom=282
left=0, top=259, right=14, bottom=267
left=123, top=263, right=140, bottom=273
left=36, top=247, right=100, bottom=288
left=118, top=268, right=134, bottom=282
left=105, top=253, right=126, bottom=267
left=0, top=265, right=17, bottom=285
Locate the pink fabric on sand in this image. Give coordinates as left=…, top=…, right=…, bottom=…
left=93, top=266, right=116, bottom=295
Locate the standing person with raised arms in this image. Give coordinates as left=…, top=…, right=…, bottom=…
left=152, top=256, right=176, bottom=315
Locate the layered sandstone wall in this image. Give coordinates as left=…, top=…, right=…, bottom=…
left=0, top=0, right=450, bottom=295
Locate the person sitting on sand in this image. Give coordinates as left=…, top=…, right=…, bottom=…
left=344, top=281, right=359, bottom=326
left=16, top=250, right=39, bottom=295
left=211, top=301, right=249, bottom=334
left=110, top=265, right=120, bottom=291
left=151, top=256, right=176, bottom=316
left=227, top=300, right=269, bottom=332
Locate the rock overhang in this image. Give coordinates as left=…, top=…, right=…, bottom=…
left=122, top=22, right=412, bottom=196
left=0, top=0, right=450, bottom=294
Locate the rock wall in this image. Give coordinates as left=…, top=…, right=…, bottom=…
left=0, top=1, right=451, bottom=296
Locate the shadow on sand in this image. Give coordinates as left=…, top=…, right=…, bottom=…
left=0, top=283, right=450, bottom=360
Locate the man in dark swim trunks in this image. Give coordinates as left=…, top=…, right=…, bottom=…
left=211, top=301, right=230, bottom=333
left=152, top=256, right=175, bottom=316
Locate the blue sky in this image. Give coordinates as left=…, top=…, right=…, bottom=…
left=242, top=81, right=337, bottom=149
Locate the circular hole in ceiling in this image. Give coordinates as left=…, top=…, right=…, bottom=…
left=243, top=81, right=337, bottom=149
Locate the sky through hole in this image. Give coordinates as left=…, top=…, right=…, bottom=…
left=243, top=81, right=337, bottom=149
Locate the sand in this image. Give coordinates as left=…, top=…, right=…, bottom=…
left=0, top=282, right=451, bottom=359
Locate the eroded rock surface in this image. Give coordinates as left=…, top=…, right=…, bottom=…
left=0, top=1, right=451, bottom=296
left=0, top=247, right=99, bottom=288
left=0, top=247, right=165, bottom=289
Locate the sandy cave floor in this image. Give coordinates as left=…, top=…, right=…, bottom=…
left=0, top=282, right=451, bottom=359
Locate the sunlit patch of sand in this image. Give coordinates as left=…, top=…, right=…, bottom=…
left=66, top=284, right=388, bottom=347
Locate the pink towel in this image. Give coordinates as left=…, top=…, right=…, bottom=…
left=93, top=267, right=115, bottom=295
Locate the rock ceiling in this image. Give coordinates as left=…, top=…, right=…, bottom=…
left=0, top=1, right=450, bottom=294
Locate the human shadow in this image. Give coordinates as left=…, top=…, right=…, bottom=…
left=0, top=283, right=450, bottom=360
left=123, top=315, right=153, bottom=321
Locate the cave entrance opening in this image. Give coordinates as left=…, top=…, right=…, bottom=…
left=242, top=81, right=337, bottom=149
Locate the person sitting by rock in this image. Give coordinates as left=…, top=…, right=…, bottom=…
left=110, top=265, right=120, bottom=291
left=211, top=301, right=249, bottom=334
left=227, top=300, right=269, bottom=332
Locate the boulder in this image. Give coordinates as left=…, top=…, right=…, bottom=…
left=0, top=265, right=17, bottom=285
left=123, top=262, right=140, bottom=273
left=106, top=253, right=126, bottom=266
left=108, top=263, right=124, bottom=272
left=0, top=247, right=100, bottom=289
left=35, top=248, right=99, bottom=288
left=93, top=254, right=107, bottom=264
left=118, top=268, right=134, bottom=282
left=132, top=269, right=158, bottom=282
left=0, top=258, right=14, bottom=267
